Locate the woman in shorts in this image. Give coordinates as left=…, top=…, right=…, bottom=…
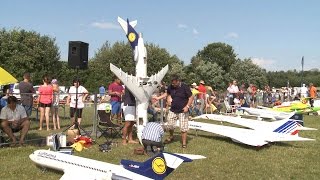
left=37, top=75, right=53, bottom=131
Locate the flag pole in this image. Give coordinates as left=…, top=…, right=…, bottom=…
left=301, top=56, right=304, bottom=87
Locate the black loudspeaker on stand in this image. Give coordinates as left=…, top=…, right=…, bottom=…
left=64, top=41, right=90, bottom=137
left=68, top=41, right=89, bottom=70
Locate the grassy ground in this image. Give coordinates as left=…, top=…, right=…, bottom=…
left=0, top=106, right=319, bottom=180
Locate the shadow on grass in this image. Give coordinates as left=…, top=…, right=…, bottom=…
left=34, top=164, right=64, bottom=177
left=0, top=132, right=47, bottom=148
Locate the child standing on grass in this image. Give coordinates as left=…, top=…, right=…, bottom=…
left=51, top=79, right=60, bottom=129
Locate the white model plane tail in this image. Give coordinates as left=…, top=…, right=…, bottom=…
left=121, top=152, right=206, bottom=180
left=117, top=16, right=137, bottom=34
left=271, top=119, right=317, bottom=135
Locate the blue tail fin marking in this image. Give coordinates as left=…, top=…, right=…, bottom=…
left=273, top=120, right=299, bottom=134
left=126, top=18, right=139, bottom=50
left=121, top=152, right=192, bottom=180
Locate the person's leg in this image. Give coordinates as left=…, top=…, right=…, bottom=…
left=122, top=121, right=130, bottom=145
left=70, top=107, right=75, bottom=126
left=165, top=111, right=176, bottom=142
left=310, top=99, right=314, bottom=108
left=52, top=107, right=57, bottom=129
left=39, top=106, right=44, bottom=130
left=19, top=119, right=30, bottom=145
left=1, top=120, right=17, bottom=144
left=179, top=112, right=189, bottom=148
left=45, top=106, right=51, bottom=130
left=110, top=101, right=118, bottom=121
left=77, top=108, right=83, bottom=125
left=23, top=105, right=32, bottom=117
left=115, top=102, right=122, bottom=124
left=55, top=107, right=60, bottom=129
left=128, top=121, right=137, bottom=143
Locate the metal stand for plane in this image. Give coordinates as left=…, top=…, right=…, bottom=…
left=63, top=67, right=90, bottom=138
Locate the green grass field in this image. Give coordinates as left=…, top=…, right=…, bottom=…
left=0, top=106, right=319, bottom=180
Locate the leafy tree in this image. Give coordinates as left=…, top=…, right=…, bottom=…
left=196, top=42, right=237, bottom=73
left=0, top=28, right=61, bottom=84
left=186, top=60, right=224, bottom=90
left=229, top=58, right=268, bottom=89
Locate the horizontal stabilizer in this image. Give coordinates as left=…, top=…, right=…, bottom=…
left=174, top=154, right=207, bottom=160
left=297, top=126, right=318, bottom=131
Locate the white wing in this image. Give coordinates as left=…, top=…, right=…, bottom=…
left=110, top=63, right=168, bottom=102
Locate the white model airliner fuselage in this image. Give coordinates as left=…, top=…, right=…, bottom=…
left=30, top=149, right=205, bottom=180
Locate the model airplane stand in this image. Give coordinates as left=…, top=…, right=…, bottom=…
left=111, top=17, right=168, bottom=143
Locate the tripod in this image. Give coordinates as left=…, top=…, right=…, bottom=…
left=63, top=67, right=90, bottom=137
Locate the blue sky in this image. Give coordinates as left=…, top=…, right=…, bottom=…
left=1, top=0, right=319, bottom=71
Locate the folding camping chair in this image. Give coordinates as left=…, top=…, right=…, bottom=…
left=96, top=103, right=123, bottom=142
left=224, top=99, right=237, bottom=115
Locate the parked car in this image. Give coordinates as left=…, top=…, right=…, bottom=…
left=11, top=83, right=20, bottom=100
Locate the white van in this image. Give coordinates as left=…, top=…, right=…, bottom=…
left=11, top=83, right=20, bottom=100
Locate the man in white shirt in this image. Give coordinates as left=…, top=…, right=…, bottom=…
left=0, top=96, right=30, bottom=146
left=300, top=84, right=308, bottom=98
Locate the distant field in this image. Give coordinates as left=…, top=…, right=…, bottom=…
left=0, top=107, right=319, bottom=180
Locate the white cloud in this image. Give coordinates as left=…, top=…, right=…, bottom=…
left=91, top=22, right=120, bottom=30
left=178, top=24, right=188, bottom=29
left=193, top=28, right=199, bottom=35
left=225, top=32, right=239, bottom=39
left=252, top=57, right=275, bottom=67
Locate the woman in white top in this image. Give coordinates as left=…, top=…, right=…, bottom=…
left=66, top=79, right=88, bottom=125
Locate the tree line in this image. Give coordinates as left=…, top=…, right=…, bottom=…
left=0, top=28, right=319, bottom=93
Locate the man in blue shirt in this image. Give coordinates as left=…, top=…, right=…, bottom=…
left=154, top=75, right=193, bottom=148
left=99, top=85, right=106, bottom=97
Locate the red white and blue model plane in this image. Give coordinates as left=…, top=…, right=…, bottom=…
left=190, top=114, right=316, bottom=147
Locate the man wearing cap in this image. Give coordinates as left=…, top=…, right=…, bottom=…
left=154, top=74, right=193, bottom=148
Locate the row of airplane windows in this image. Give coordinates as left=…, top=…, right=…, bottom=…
left=40, top=155, right=109, bottom=173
